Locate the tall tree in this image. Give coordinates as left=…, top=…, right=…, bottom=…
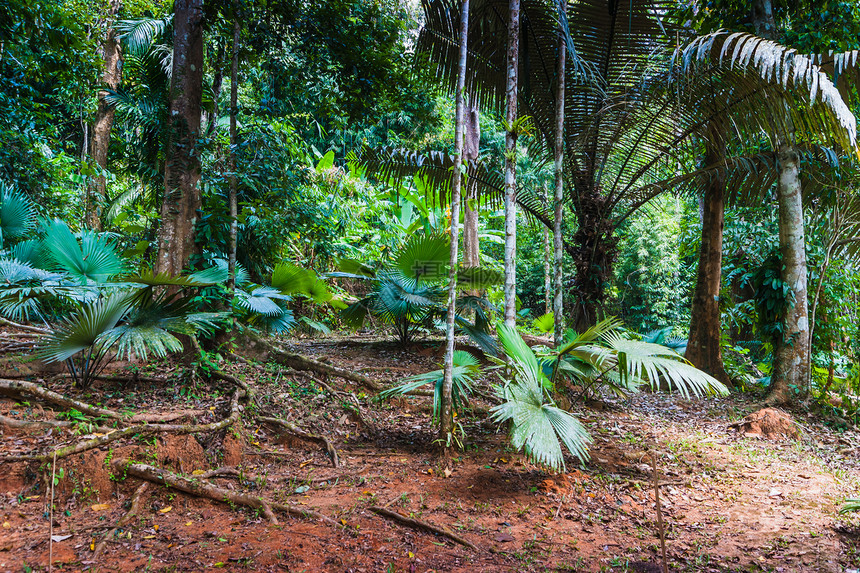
left=463, top=106, right=481, bottom=270
left=503, top=0, right=520, bottom=328
left=85, top=0, right=123, bottom=231
left=440, top=0, right=470, bottom=453
left=227, top=6, right=240, bottom=297
left=156, top=0, right=205, bottom=276
left=552, top=0, right=565, bottom=345
left=752, top=0, right=810, bottom=405
left=686, top=121, right=732, bottom=386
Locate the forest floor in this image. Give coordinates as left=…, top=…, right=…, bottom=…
left=0, top=334, right=859, bottom=572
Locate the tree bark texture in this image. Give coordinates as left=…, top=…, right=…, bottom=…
left=227, top=12, right=240, bottom=296
left=85, top=0, right=123, bottom=231
left=768, top=144, right=810, bottom=405
left=503, top=0, right=520, bottom=328
left=552, top=0, right=566, bottom=344
left=463, top=106, right=481, bottom=269
left=686, top=127, right=731, bottom=386
left=440, top=0, right=469, bottom=445
left=570, top=190, right=616, bottom=332
left=156, top=0, right=205, bottom=276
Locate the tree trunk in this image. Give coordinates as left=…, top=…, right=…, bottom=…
left=552, top=0, right=565, bottom=345
left=768, top=144, right=809, bottom=405
left=156, top=0, right=205, bottom=277
left=751, top=0, right=810, bottom=405
left=686, top=126, right=731, bottom=386
left=463, top=106, right=480, bottom=269
left=440, top=0, right=469, bottom=451
left=204, top=41, right=226, bottom=137
left=570, top=189, right=616, bottom=332
left=86, top=0, right=123, bottom=231
left=503, top=0, right=520, bottom=328
left=227, top=11, right=240, bottom=297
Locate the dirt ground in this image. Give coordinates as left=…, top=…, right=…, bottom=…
left=0, top=335, right=858, bottom=572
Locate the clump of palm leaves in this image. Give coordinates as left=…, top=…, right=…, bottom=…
left=0, top=184, right=329, bottom=386
left=338, top=232, right=500, bottom=351
left=491, top=319, right=729, bottom=472
left=381, top=350, right=480, bottom=420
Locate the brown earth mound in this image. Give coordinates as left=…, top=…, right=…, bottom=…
left=732, top=407, right=800, bottom=440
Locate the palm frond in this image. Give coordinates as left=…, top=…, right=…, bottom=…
left=840, top=499, right=860, bottom=514
left=0, top=182, right=36, bottom=247
left=116, top=15, right=173, bottom=56
left=42, top=220, right=124, bottom=284
left=39, top=291, right=133, bottom=363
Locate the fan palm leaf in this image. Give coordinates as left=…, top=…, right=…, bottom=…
left=42, top=220, right=124, bottom=284
left=0, top=183, right=36, bottom=247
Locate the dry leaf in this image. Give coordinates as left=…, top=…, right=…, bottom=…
left=154, top=525, right=159, bottom=531
left=191, top=470, right=206, bottom=476
left=142, top=535, right=156, bottom=539
left=90, top=503, right=110, bottom=511
left=1, top=522, right=9, bottom=529
left=185, top=521, right=193, bottom=526
left=159, top=506, right=172, bottom=514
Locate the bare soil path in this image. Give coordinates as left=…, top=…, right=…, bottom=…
left=0, top=335, right=858, bottom=572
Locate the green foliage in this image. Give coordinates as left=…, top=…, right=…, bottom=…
left=841, top=498, right=860, bottom=514
left=491, top=325, right=591, bottom=471
left=492, top=319, right=729, bottom=471
left=381, top=350, right=479, bottom=421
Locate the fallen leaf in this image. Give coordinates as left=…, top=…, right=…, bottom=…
left=153, top=524, right=159, bottom=531
left=50, top=534, right=71, bottom=542
left=294, top=485, right=310, bottom=494
left=185, top=521, right=193, bottom=526
left=495, top=533, right=515, bottom=543
left=142, top=535, right=155, bottom=539
left=1, top=522, right=9, bottom=529
left=90, top=541, right=95, bottom=551
left=443, top=467, right=452, bottom=478
left=340, top=519, right=348, bottom=526
left=191, top=470, right=206, bottom=476
left=90, top=503, right=110, bottom=511
left=159, top=506, right=172, bottom=514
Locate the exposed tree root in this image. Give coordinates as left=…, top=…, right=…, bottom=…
left=248, top=335, right=383, bottom=391
left=0, top=317, right=50, bottom=334
left=257, top=415, right=339, bottom=468
left=0, top=389, right=243, bottom=463
left=0, top=414, right=113, bottom=433
left=92, top=482, right=150, bottom=558
left=0, top=378, right=123, bottom=419
left=112, top=459, right=336, bottom=525
left=368, top=506, right=476, bottom=549
left=54, top=373, right=172, bottom=385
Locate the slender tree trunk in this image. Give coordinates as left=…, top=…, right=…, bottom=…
left=227, top=12, right=240, bottom=297
left=686, top=125, right=731, bottom=386
left=543, top=223, right=551, bottom=314
left=205, top=41, right=226, bottom=137
left=751, top=0, right=810, bottom=405
left=440, top=0, right=469, bottom=452
left=503, top=0, right=520, bottom=328
left=768, top=144, right=810, bottom=405
left=86, top=0, right=123, bottom=231
left=552, top=0, right=565, bottom=345
left=156, top=0, right=205, bottom=277
left=463, top=106, right=480, bottom=270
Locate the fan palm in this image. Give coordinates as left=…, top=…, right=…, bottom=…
left=492, top=319, right=728, bottom=471
left=0, top=182, right=36, bottom=248
left=381, top=349, right=480, bottom=421
left=339, top=232, right=501, bottom=348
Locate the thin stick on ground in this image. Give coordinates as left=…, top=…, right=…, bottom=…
left=257, top=416, right=339, bottom=468
left=368, top=506, right=477, bottom=550
left=652, top=452, right=668, bottom=573
left=112, top=459, right=336, bottom=525
left=93, top=481, right=150, bottom=558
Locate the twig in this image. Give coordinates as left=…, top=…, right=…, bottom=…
left=93, top=481, right=150, bottom=558
left=0, top=414, right=113, bottom=433
left=112, top=459, right=336, bottom=525
left=257, top=416, right=339, bottom=468
left=368, top=506, right=476, bottom=549
left=652, top=452, right=668, bottom=573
